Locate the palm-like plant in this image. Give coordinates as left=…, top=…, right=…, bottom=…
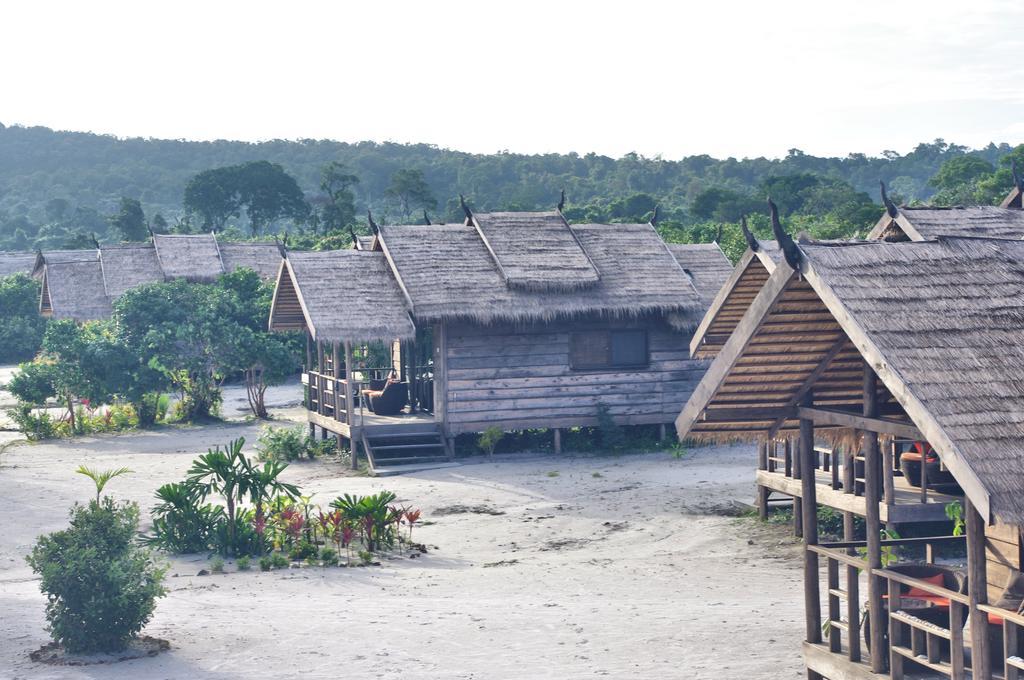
left=241, top=457, right=299, bottom=551
left=186, top=438, right=250, bottom=555
left=75, top=465, right=132, bottom=504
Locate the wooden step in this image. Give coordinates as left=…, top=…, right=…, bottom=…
left=366, top=431, right=440, bottom=440
left=370, top=456, right=450, bottom=465
left=372, top=443, right=444, bottom=452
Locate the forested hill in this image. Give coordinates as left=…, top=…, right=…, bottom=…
left=1, top=122, right=1021, bottom=258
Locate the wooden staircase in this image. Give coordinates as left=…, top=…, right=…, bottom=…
left=361, top=423, right=452, bottom=475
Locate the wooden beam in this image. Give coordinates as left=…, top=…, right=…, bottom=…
left=689, top=249, right=757, bottom=357
left=766, top=335, right=849, bottom=439
left=676, top=262, right=797, bottom=438
left=701, top=406, right=794, bottom=422
left=796, top=406, right=922, bottom=440
left=344, top=342, right=357, bottom=470
left=801, top=260, right=992, bottom=522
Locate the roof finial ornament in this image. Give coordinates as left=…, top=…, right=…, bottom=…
left=557, top=189, right=566, bottom=212
left=367, top=210, right=379, bottom=234
left=423, top=210, right=431, bottom=225
left=650, top=205, right=660, bottom=226
left=274, top=235, right=288, bottom=259
left=460, top=194, right=473, bottom=221
left=768, top=197, right=802, bottom=270
left=740, top=215, right=759, bottom=252
left=880, top=180, right=898, bottom=218
left=1012, top=159, right=1024, bottom=194
left=91, top=232, right=101, bottom=250
left=348, top=226, right=359, bottom=248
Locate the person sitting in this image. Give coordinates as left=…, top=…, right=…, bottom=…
left=362, top=371, right=398, bottom=404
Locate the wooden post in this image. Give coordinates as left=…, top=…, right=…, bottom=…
left=659, top=423, right=667, bottom=441
left=757, top=440, right=769, bottom=520
left=863, top=365, right=886, bottom=672
left=304, top=331, right=313, bottom=410
left=332, top=342, right=341, bottom=419
left=344, top=342, right=357, bottom=470
left=794, top=496, right=803, bottom=538
left=800, top=394, right=822, bottom=644
left=553, top=428, right=562, bottom=455
left=966, top=498, right=992, bottom=680
left=883, top=438, right=896, bottom=505
left=845, top=508, right=861, bottom=662
left=316, top=340, right=326, bottom=415
left=409, top=337, right=418, bottom=413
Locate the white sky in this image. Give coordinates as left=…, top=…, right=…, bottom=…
left=2, top=0, right=1022, bottom=159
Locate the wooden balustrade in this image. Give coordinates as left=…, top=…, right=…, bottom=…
left=978, top=604, right=1024, bottom=680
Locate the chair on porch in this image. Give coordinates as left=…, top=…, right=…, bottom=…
left=367, top=381, right=409, bottom=416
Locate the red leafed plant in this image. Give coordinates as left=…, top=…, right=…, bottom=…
left=404, top=508, right=422, bottom=540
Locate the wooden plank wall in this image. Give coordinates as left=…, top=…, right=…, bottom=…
left=441, top=314, right=708, bottom=435
left=985, top=522, right=1022, bottom=602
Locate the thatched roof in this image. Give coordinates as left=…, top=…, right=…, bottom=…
left=676, top=236, right=1024, bottom=524
left=38, top=234, right=284, bottom=321
left=100, top=244, right=163, bottom=298
left=688, top=240, right=782, bottom=358
left=218, top=242, right=282, bottom=280
left=153, top=233, right=224, bottom=281
left=269, top=250, right=415, bottom=343
left=376, top=221, right=702, bottom=326
left=868, top=205, right=1024, bottom=242
left=353, top=234, right=376, bottom=251
left=470, top=211, right=600, bottom=291
left=40, top=260, right=112, bottom=320
left=665, top=243, right=733, bottom=307
left=0, top=251, right=36, bottom=278
left=32, top=249, right=98, bottom=277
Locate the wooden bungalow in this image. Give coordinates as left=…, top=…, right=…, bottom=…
left=676, top=232, right=1024, bottom=679
left=38, top=235, right=282, bottom=320
left=268, top=203, right=732, bottom=472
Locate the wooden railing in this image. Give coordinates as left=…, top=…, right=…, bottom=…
left=808, top=537, right=971, bottom=678
left=978, top=604, right=1024, bottom=680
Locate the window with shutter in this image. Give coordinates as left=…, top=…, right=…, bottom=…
left=569, top=329, right=648, bottom=370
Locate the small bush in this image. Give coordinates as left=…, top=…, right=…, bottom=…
left=270, top=552, right=290, bottom=569
left=259, top=556, right=272, bottom=572
left=320, top=547, right=337, bottom=566
left=257, top=426, right=307, bottom=462
left=477, top=426, right=504, bottom=456
left=7, top=405, right=57, bottom=441
left=288, top=541, right=318, bottom=561
left=236, top=555, right=251, bottom=571
left=26, top=498, right=166, bottom=654
left=210, top=556, right=225, bottom=573
left=146, top=482, right=222, bottom=554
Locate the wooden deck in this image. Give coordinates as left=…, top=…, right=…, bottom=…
left=758, top=467, right=959, bottom=524
left=307, top=409, right=438, bottom=439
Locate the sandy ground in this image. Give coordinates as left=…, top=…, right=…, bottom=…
left=0, top=374, right=807, bottom=680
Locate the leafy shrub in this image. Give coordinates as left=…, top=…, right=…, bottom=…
left=477, top=426, right=504, bottom=456
left=212, top=511, right=262, bottom=557
left=6, top=405, right=57, bottom=441
left=26, top=498, right=166, bottom=653
left=146, top=482, right=222, bottom=554
left=236, top=555, right=251, bottom=571
left=288, top=541, right=318, bottom=561
left=257, top=426, right=307, bottom=462
left=0, top=314, right=47, bottom=364
left=270, top=552, right=290, bottom=569
left=259, top=555, right=272, bottom=572
left=319, top=547, right=337, bottom=566
left=210, top=556, right=225, bottom=573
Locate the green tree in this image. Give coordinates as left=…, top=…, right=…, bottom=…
left=929, top=155, right=995, bottom=191
left=319, top=161, right=359, bottom=233
left=385, top=168, right=437, bottom=219
left=184, top=166, right=241, bottom=231
left=235, top=160, right=310, bottom=235
left=109, top=197, right=148, bottom=242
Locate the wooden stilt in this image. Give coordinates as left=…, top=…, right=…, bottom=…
left=344, top=342, right=357, bottom=470
left=800, top=394, right=822, bottom=645
left=658, top=423, right=667, bottom=441
left=863, top=365, right=886, bottom=673
left=794, top=496, right=803, bottom=538
left=966, top=498, right=992, bottom=680
left=553, top=428, right=562, bottom=455
left=757, top=485, right=769, bottom=521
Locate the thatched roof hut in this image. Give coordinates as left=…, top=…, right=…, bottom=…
left=39, top=259, right=112, bottom=320
left=269, top=250, right=415, bottom=343
left=39, top=234, right=283, bottom=321
left=676, top=236, right=1024, bottom=524
left=370, top=220, right=703, bottom=328
left=0, top=251, right=37, bottom=278
left=665, top=243, right=734, bottom=308
left=868, top=205, right=1024, bottom=242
